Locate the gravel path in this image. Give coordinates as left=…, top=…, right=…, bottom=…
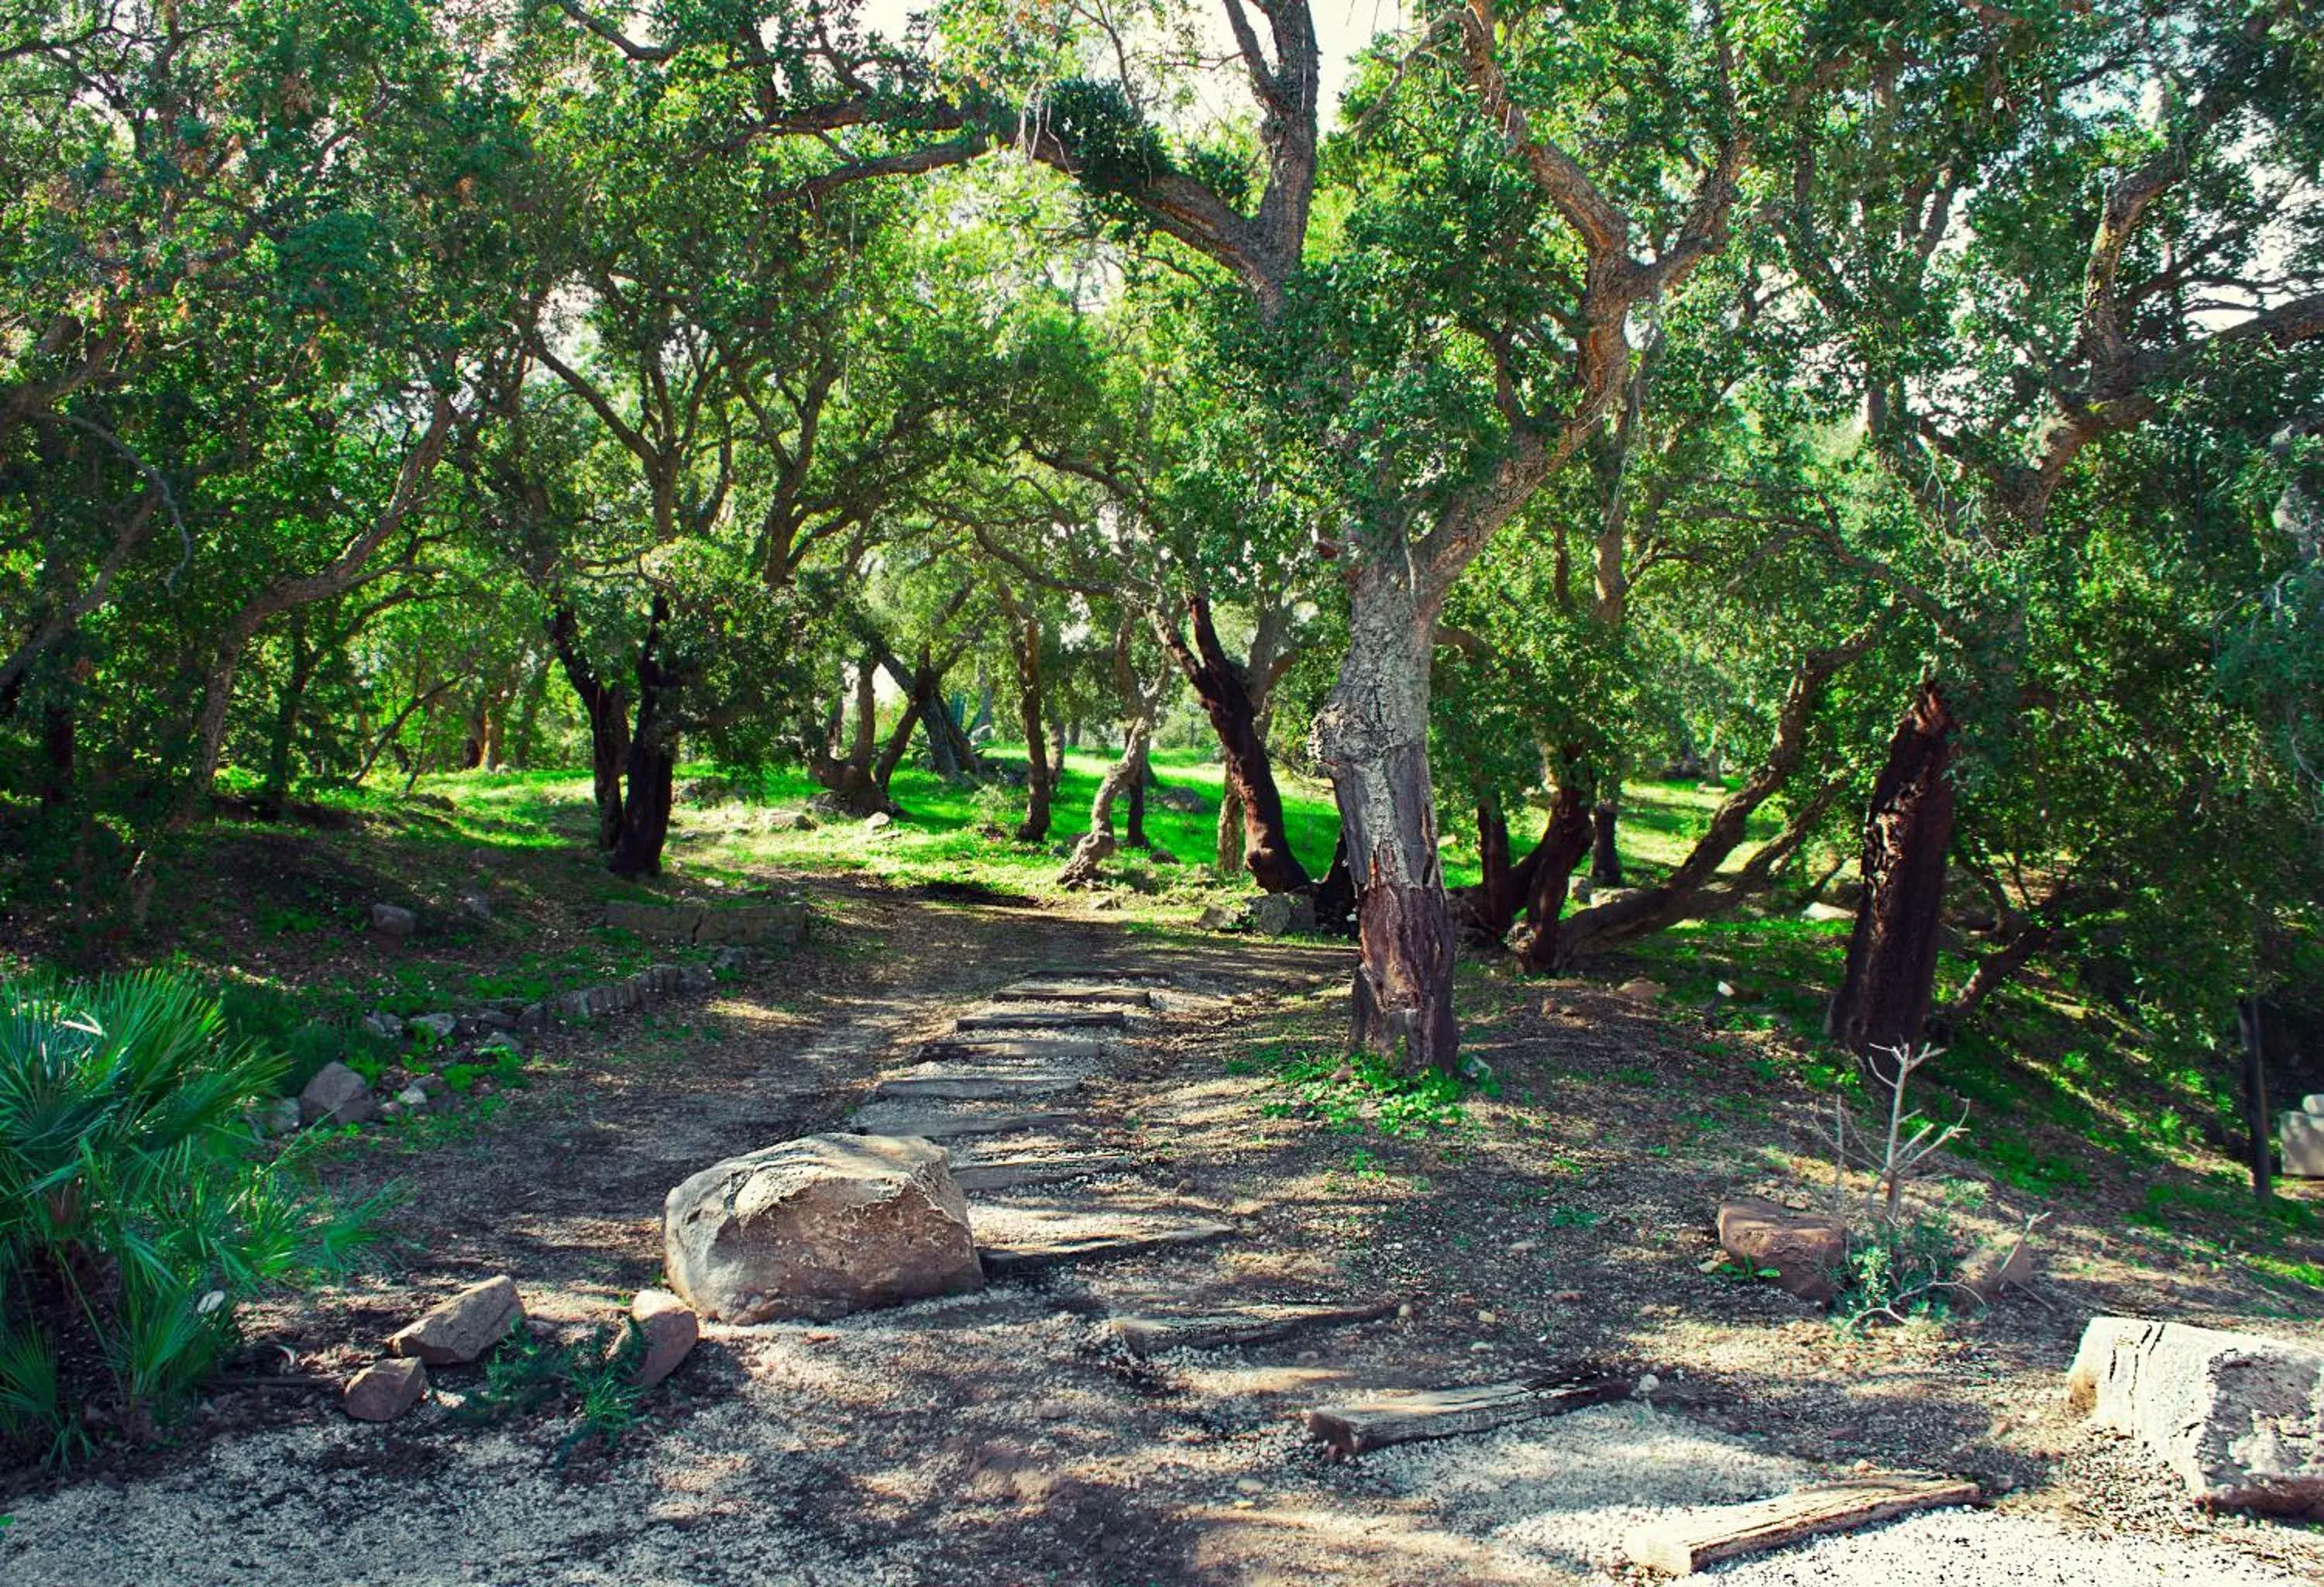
left=5, top=906, right=2319, bottom=1587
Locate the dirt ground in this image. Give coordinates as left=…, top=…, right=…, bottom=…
left=4, top=883, right=2321, bottom=1585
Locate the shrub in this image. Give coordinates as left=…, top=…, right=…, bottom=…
left=0, top=970, right=377, bottom=1467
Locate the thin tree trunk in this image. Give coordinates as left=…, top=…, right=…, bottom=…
left=608, top=597, right=680, bottom=877
left=258, top=613, right=315, bottom=821
left=548, top=605, right=631, bottom=852
left=994, top=584, right=1052, bottom=842
left=40, top=699, right=74, bottom=810
left=1459, top=794, right=1517, bottom=945
left=1058, top=714, right=1152, bottom=886
left=1829, top=680, right=1958, bottom=1078
left=1313, top=564, right=1457, bottom=1071
left=2240, top=997, right=2274, bottom=1207
left=1549, top=626, right=1878, bottom=965
left=1216, top=783, right=1246, bottom=875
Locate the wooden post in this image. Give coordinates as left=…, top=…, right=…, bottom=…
left=2240, top=996, right=2273, bottom=1207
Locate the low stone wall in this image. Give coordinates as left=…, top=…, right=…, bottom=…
left=604, top=900, right=810, bottom=947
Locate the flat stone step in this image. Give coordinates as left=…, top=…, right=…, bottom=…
left=953, top=1009, right=1129, bottom=1034
left=1109, top=1300, right=1400, bottom=1358
left=873, top=1069, right=1087, bottom=1102
left=847, top=1103, right=1067, bottom=1141
left=913, top=1036, right=1109, bottom=1066
left=975, top=1204, right=1234, bottom=1274
left=949, top=1152, right=1136, bottom=1192
left=992, top=983, right=1155, bottom=1009
left=1305, top=1372, right=1637, bottom=1457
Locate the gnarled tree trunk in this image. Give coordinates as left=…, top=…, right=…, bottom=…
left=1589, top=796, right=1624, bottom=887
left=1157, top=597, right=1309, bottom=893
left=1517, top=780, right=1593, bottom=973
left=549, top=604, right=631, bottom=853
left=1828, top=680, right=1958, bottom=1077
left=1314, top=564, right=1457, bottom=1071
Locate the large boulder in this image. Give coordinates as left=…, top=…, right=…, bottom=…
left=387, top=1275, right=524, bottom=1365
left=370, top=903, right=418, bottom=939
left=298, top=1062, right=377, bottom=1127
left=2068, top=1316, right=2324, bottom=1514
left=663, top=1134, right=983, bottom=1323
left=1716, top=1197, right=1847, bottom=1303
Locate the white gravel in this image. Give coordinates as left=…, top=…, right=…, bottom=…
left=1364, top=1403, right=2312, bottom=1585
left=1706, top=1507, right=2306, bottom=1585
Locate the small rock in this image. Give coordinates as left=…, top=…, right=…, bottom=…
left=361, top=1012, right=404, bottom=1041
left=379, top=1100, right=401, bottom=1118
left=1198, top=903, right=1243, bottom=932
left=1508, top=1239, right=1538, bottom=1255
left=260, top=1096, right=302, bottom=1136
left=343, top=1358, right=427, bottom=1422
left=864, top=811, right=894, bottom=831
left=476, top=1030, right=521, bottom=1058
left=298, top=1062, right=378, bottom=1128
left=396, top=1085, right=428, bottom=1108
left=629, top=1288, right=699, bottom=1387
left=1801, top=901, right=1854, bottom=923
left=1476, top=1310, right=1497, bottom=1325
left=370, top=904, right=418, bottom=939
left=1234, top=1479, right=1263, bottom=1495
left=517, top=1003, right=547, bottom=1032
left=459, top=889, right=492, bottom=921
left=1553, top=1289, right=1586, bottom=1303
left=410, top=1013, right=457, bottom=1041
left=387, top=1275, right=524, bottom=1365
left=1613, top=978, right=1665, bottom=1005
left=1961, top=1235, right=2038, bottom=1303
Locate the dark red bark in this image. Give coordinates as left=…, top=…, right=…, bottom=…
left=1158, top=596, right=1312, bottom=893
left=1518, top=783, right=1594, bottom=973
left=1828, top=681, right=1958, bottom=1076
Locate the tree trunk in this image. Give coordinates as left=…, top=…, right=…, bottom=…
left=1458, top=795, right=1516, bottom=946
left=257, top=614, right=315, bottom=821
left=1216, top=783, right=1246, bottom=875
left=548, top=605, right=631, bottom=852
left=40, top=698, right=74, bottom=810
left=2240, top=997, right=2274, bottom=1207
left=1518, top=781, right=1594, bottom=973
left=995, top=590, right=1051, bottom=842
left=1828, top=681, right=1958, bottom=1077
left=1058, top=714, right=1152, bottom=886
left=608, top=599, right=680, bottom=877
left=1312, top=565, right=1457, bottom=1071
left=1157, top=597, right=1309, bottom=893
left=1589, top=796, right=1624, bottom=887
left=1549, top=626, right=1879, bottom=965
left=1126, top=774, right=1148, bottom=849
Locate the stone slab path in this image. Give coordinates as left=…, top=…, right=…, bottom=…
left=6, top=918, right=2315, bottom=1587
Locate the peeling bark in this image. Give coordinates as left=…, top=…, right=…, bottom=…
left=1313, top=563, right=1458, bottom=1070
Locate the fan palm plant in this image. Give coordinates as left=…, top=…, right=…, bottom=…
left=0, top=971, right=375, bottom=1466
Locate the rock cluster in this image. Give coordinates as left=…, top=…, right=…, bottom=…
left=339, top=1275, right=699, bottom=1423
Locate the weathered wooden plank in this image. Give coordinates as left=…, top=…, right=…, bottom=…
left=992, top=983, right=1155, bottom=1008
left=975, top=1205, right=1233, bottom=1273
left=1624, top=1476, right=1981, bottom=1576
left=1109, top=1300, right=1399, bottom=1358
left=1305, top=1374, right=1635, bottom=1456
left=872, top=1070, right=1087, bottom=1102
left=954, top=1009, right=1129, bottom=1033
left=948, top=1152, right=1135, bottom=1191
